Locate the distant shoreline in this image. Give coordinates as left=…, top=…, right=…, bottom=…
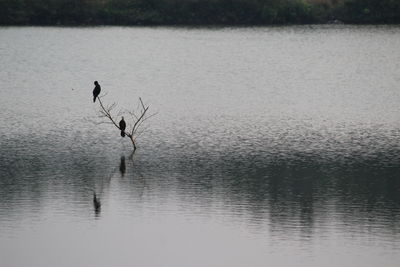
left=1, top=0, right=399, bottom=26
left=1, top=22, right=399, bottom=27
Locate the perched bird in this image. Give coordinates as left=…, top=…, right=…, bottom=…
left=92, top=81, right=101, bottom=102
left=119, top=117, right=126, bottom=137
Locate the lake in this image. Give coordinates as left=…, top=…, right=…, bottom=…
left=0, top=25, right=400, bottom=267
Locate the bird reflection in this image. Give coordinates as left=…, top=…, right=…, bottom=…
left=119, top=156, right=126, bottom=176
left=93, top=190, right=101, bottom=216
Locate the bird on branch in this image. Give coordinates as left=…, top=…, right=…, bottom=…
left=119, top=117, right=126, bottom=137
left=92, top=81, right=101, bottom=102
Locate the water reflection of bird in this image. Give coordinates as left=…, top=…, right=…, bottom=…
left=119, top=156, right=126, bottom=176
left=93, top=81, right=101, bottom=102
left=93, top=191, right=101, bottom=214
left=119, top=117, right=126, bottom=137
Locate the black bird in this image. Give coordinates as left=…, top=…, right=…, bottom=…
left=119, top=117, right=126, bottom=137
left=92, top=81, right=101, bottom=102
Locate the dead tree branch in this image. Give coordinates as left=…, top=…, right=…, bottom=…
left=96, top=93, right=153, bottom=152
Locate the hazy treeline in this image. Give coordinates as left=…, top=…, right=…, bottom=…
left=1, top=0, right=400, bottom=25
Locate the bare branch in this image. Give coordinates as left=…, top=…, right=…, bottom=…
left=94, top=92, right=155, bottom=152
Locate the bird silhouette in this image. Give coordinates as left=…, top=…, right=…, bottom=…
left=119, top=117, right=126, bottom=137
left=92, top=81, right=101, bottom=102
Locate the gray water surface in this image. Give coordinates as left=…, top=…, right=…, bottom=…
left=0, top=25, right=400, bottom=267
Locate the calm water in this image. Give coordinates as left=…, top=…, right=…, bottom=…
left=1, top=25, right=400, bottom=267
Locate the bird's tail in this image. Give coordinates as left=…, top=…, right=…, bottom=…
left=93, top=96, right=96, bottom=103
left=121, top=131, right=125, bottom=137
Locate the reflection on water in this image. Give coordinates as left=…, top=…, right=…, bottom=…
left=1, top=25, right=400, bottom=267
left=1, top=132, right=399, bottom=265
left=92, top=191, right=101, bottom=218
left=119, top=156, right=126, bottom=177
